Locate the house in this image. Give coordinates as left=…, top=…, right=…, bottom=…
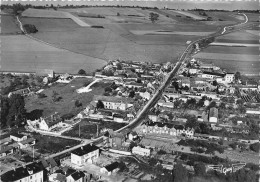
left=100, top=162, right=119, bottom=176
left=18, top=138, right=36, bottom=149
left=139, top=91, right=151, bottom=100
left=128, top=131, right=138, bottom=141
left=10, top=133, right=27, bottom=142
left=0, top=137, right=11, bottom=146
left=209, top=107, right=218, bottom=123
left=38, top=112, right=63, bottom=131
left=189, top=68, right=199, bottom=75
left=71, top=144, right=99, bottom=166
left=200, top=71, right=225, bottom=79
left=93, top=95, right=134, bottom=111
left=132, top=146, right=151, bottom=156
left=148, top=113, right=158, bottom=122
left=106, top=131, right=125, bottom=148
left=0, top=146, right=15, bottom=158
left=157, top=100, right=174, bottom=109
left=40, top=157, right=59, bottom=174
left=49, top=173, right=66, bottom=182
left=8, top=87, right=32, bottom=98
left=67, top=171, right=86, bottom=182
left=246, top=108, right=260, bottom=115
left=1, top=162, right=44, bottom=182
left=125, top=82, right=143, bottom=89
left=224, top=73, right=235, bottom=83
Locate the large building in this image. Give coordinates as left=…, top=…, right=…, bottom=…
left=93, top=95, right=134, bottom=111
left=71, top=144, right=99, bottom=166
left=1, top=162, right=44, bottom=182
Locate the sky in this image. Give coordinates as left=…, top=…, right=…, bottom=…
left=1, top=0, right=259, bottom=11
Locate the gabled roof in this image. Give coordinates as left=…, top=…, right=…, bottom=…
left=10, top=133, right=25, bottom=138
left=19, top=138, right=36, bottom=145
left=93, top=95, right=134, bottom=103
left=1, top=162, right=43, bottom=182
left=71, top=144, right=99, bottom=156
left=105, top=162, right=119, bottom=172
left=70, top=171, right=85, bottom=181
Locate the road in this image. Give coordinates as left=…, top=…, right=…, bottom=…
left=221, top=13, right=248, bottom=34
left=116, top=12, right=252, bottom=134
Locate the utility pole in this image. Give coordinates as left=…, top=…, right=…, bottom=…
left=79, top=124, right=81, bottom=137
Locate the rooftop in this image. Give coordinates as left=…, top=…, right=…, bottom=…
left=93, top=95, right=134, bottom=103
left=104, top=162, right=119, bottom=172
left=71, top=144, right=99, bottom=156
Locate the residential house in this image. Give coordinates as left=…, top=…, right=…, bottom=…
left=139, top=91, right=151, bottom=100
left=18, top=138, right=36, bottom=149
left=0, top=146, right=15, bottom=158
left=38, top=112, right=63, bottom=131
left=125, top=82, right=143, bottom=89
left=128, top=131, right=138, bottom=141
left=40, top=157, right=59, bottom=174
left=139, top=122, right=194, bottom=138
left=100, top=162, right=119, bottom=176
left=200, top=71, right=224, bottom=79
left=148, top=113, right=158, bottom=122
left=132, top=146, right=151, bottom=156
left=10, top=134, right=27, bottom=142
left=157, top=100, right=174, bottom=110
left=36, top=69, right=55, bottom=78
left=209, top=107, right=218, bottom=123
left=8, top=87, right=32, bottom=98
left=246, top=108, right=260, bottom=115
left=106, top=131, right=125, bottom=148
left=0, top=162, right=44, bottom=182
left=224, top=73, right=235, bottom=83
left=93, top=95, right=134, bottom=111
left=67, top=171, right=86, bottom=182
left=71, top=144, right=99, bottom=166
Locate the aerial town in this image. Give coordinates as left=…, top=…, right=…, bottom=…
left=0, top=1, right=259, bottom=182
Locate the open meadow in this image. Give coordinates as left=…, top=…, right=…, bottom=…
left=25, top=78, right=110, bottom=117
left=1, top=35, right=106, bottom=74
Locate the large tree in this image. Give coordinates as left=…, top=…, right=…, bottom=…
left=149, top=12, right=159, bottom=23
left=173, top=162, right=188, bottom=182
left=194, top=162, right=206, bottom=176
left=6, top=94, right=26, bottom=127
left=0, top=96, right=9, bottom=127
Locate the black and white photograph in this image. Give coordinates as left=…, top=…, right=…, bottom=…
left=0, top=0, right=259, bottom=181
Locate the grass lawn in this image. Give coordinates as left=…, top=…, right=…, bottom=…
left=31, top=132, right=80, bottom=154
left=25, top=78, right=111, bottom=117
left=63, top=119, right=126, bottom=139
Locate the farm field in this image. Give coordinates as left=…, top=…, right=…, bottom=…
left=1, top=35, right=106, bottom=74
left=171, top=10, right=206, bottom=20
left=130, top=30, right=214, bottom=36
left=209, top=42, right=259, bottom=47
left=200, top=46, right=259, bottom=55
left=22, top=8, right=90, bottom=27
left=193, top=53, right=258, bottom=62
left=0, top=14, right=21, bottom=34
left=215, top=31, right=258, bottom=41
left=197, top=59, right=260, bottom=75
left=25, top=78, right=110, bottom=117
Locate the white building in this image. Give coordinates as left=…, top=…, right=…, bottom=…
left=209, top=107, right=218, bottom=123
left=71, top=144, right=99, bottom=166
left=224, top=73, right=235, bottom=83
left=93, top=95, right=134, bottom=111
left=100, top=162, right=119, bottom=176
left=10, top=134, right=27, bottom=142
left=132, top=146, right=151, bottom=156
left=0, top=162, right=44, bottom=182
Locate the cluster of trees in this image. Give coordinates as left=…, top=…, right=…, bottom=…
left=149, top=12, right=159, bottom=23
left=1, top=94, right=26, bottom=127
left=23, top=24, right=38, bottom=34
left=178, top=139, right=224, bottom=156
